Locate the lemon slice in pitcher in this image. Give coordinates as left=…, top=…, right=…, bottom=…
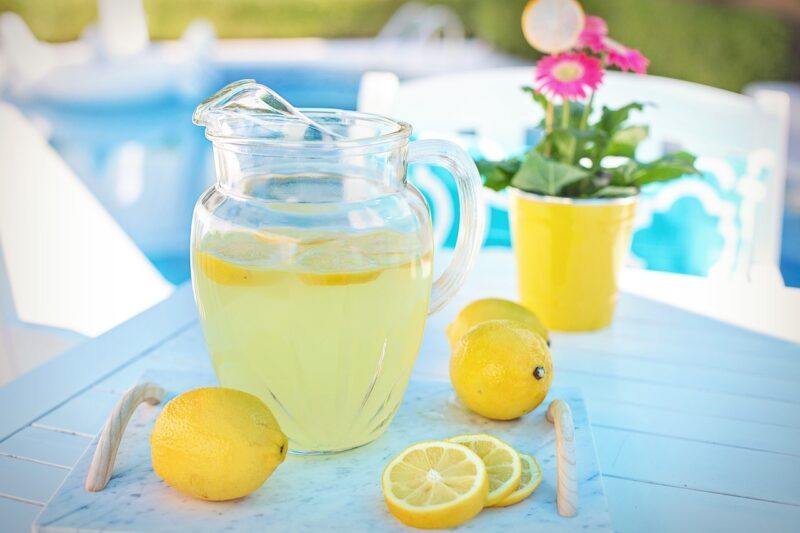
left=522, top=0, right=585, bottom=53
left=295, top=246, right=382, bottom=286
left=196, top=231, right=286, bottom=287
left=382, top=441, right=489, bottom=529
left=447, top=434, right=523, bottom=506
left=495, top=453, right=542, bottom=507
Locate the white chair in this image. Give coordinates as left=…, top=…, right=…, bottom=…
left=0, top=239, right=87, bottom=385
left=357, top=71, right=400, bottom=115
left=0, top=103, right=173, bottom=383
left=746, top=81, right=800, bottom=284
left=389, top=67, right=790, bottom=284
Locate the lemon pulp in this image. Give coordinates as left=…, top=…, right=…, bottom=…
left=382, top=441, right=489, bottom=529
left=496, top=453, right=542, bottom=507
left=192, top=228, right=432, bottom=453
left=447, top=434, right=523, bottom=506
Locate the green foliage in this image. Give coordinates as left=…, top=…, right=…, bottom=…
left=144, top=0, right=401, bottom=39
left=593, top=186, right=639, bottom=198
left=477, top=157, right=520, bottom=192
left=477, top=92, right=699, bottom=198
left=2, top=0, right=794, bottom=92
left=0, top=0, right=406, bottom=41
left=611, top=151, right=699, bottom=187
left=0, top=0, right=96, bottom=42
left=606, top=126, right=648, bottom=158
left=597, top=103, right=645, bottom=137
left=545, top=128, right=606, bottom=165
left=469, top=0, right=794, bottom=92
left=511, top=152, right=590, bottom=196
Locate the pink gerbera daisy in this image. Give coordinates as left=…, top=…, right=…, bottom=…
left=534, top=52, right=604, bottom=101
left=577, top=15, right=608, bottom=49
left=602, top=38, right=649, bottom=74
left=576, top=15, right=649, bottom=74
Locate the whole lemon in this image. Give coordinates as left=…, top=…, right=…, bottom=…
left=450, top=319, right=553, bottom=420
left=150, top=387, right=288, bottom=501
left=446, top=298, right=549, bottom=348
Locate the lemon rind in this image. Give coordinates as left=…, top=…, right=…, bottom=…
left=494, top=453, right=542, bottom=507
left=446, top=433, right=523, bottom=506
left=381, top=441, right=489, bottom=529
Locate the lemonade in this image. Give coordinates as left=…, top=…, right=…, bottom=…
left=192, top=227, right=433, bottom=453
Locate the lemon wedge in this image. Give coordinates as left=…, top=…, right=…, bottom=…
left=447, top=434, right=522, bottom=506
left=495, top=453, right=542, bottom=507
left=382, top=441, right=489, bottom=529
left=521, top=0, right=585, bottom=54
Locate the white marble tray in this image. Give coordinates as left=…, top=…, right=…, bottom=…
left=35, top=370, right=612, bottom=532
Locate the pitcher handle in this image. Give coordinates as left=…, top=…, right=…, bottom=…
left=408, top=139, right=485, bottom=315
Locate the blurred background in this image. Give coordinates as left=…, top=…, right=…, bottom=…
left=0, top=0, right=798, bottom=380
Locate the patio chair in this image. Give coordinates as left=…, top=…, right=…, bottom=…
left=746, top=81, right=800, bottom=286
left=0, top=102, right=173, bottom=382
left=357, top=71, right=400, bottom=115
left=387, top=67, right=790, bottom=285
left=0, top=239, right=87, bottom=385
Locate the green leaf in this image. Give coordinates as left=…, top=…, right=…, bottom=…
left=476, top=157, right=521, bottom=192
left=522, top=86, right=549, bottom=113
left=598, top=103, right=645, bottom=136
left=593, top=186, right=639, bottom=198
left=607, top=160, right=642, bottom=186
left=632, top=151, right=698, bottom=186
left=606, top=126, right=649, bottom=158
left=526, top=96, right=586, bottom=131
left=521, top=85, right=586, bottom=129
left=546, top=128, right=608, bottom=165
left=511, top=152, right=590, bottom=196
left=555, top=101, right=586, bottom=129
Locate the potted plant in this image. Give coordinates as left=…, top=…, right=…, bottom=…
left=479, top=3, right=698, bottom=331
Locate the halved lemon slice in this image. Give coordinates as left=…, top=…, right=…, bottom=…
left=298, top=270, right=382, bottom=286
left=295, top=247, right=382, bottom=287
left=196, top=251, right=283, bottom=287
left=195, top=231, right=285, bottom=287
left=382, top=441, right=489, bottom=529
left=447, top=434, right=522, bottom=506
left=495, top=453, right=542, bottom=507
left=521, top=0, right=585, bottom=54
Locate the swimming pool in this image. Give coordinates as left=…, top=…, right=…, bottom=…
left=9, top=63, right=800, bottom=287
left=8, top=64, right=365, bottom=284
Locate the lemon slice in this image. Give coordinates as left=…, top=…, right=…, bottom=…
left=382, top=441, right=489, bottom=529
left=447, top=434, right=522, bottom=506
left=298, top=270, right=382, bottom=286
left=495, top=453, right=542, bottom=507
left=254, top=227, right=342, bottom=246
left=195, top=231, right=285, bottom=287
left=521, top=0, right=585, bottom=54
left=196, top=251, right=282, bottom=287
left=295, top=247, right=382, bottom=287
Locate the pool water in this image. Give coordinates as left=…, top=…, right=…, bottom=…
left=10, top=66, right=363, bottom=284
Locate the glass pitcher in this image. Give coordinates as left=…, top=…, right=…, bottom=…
left=190, top=81, right=484, bottom=454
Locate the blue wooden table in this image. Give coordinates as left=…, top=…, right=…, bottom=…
left=1, top=250, right=799, bottom=532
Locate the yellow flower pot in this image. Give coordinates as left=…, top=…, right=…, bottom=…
left=509, top=189, right=637, bottom=332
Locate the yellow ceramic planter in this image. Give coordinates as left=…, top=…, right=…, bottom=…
left=509, top=189, right=637, bottom=332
